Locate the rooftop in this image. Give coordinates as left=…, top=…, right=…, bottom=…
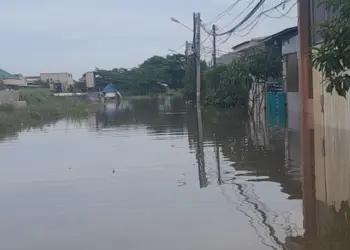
left=232, top=37, right=266, bottom=52
left=261, top=26, right=298, bottom=43
left=0, top=68, right=17, bottom=79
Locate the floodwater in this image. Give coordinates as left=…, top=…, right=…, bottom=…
left=0, top=97, right=349, bottom=250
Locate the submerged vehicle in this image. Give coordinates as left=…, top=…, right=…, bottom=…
left=101, top=84, right=122, bottom=105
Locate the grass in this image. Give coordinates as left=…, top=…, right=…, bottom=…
left=0, top=88, right=100, bottom=135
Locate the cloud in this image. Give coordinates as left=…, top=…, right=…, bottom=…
left=0, top=0, right=297, bottom=77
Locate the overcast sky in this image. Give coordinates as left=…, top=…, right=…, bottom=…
left=0, top=0, right=297, bottom=79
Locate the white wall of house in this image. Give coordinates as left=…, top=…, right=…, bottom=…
left=283, top=34, right=300, bottom=118
left=282, top=35, right=299, bottom=55
left=287, top=93, right=300, bottom=114
left=40, top=72, right=74, bottom=92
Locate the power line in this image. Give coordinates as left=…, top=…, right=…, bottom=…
left=217, top=0, right=256, bottom=32
left=234, top=15, right=266, bottom=37
left=216, top=0, right=266, bottom=36
left=200, top=22, right=213, bottom=35
left=234, top=0, right=295, bottom=35
left=266, top=1, right=297, bottom=19
left=204, top=0, right=243, bottom=25
left=166, top=43, right=187, bottom=56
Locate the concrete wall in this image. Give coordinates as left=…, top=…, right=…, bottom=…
left=287, top=92, right=300, bottom=113
left=0, top=90, right=20, bottom=104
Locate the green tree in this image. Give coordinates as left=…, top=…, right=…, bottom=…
left=312, top=0, right=350, bottom=97
left=246, top=45, right=283, bottom=83
left=200, top=46, right=282, bottom=108
left=203, top=60, right=251, bottom=107
left=95, top=54, right=186, bottom=96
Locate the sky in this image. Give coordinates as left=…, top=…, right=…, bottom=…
left=0, top=0, right=297, bottom=79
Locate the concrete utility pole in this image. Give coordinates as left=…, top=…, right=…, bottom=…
left=297, top=0, right=317, bottom=241
left=212, top=24, right=216, bottom=67
left=193, top=13, right=196, bottom=54
left=196, top=12, right=201, bottom=104
left=185, top=41, right=189, bottom=66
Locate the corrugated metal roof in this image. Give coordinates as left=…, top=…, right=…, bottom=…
left=232, top=37, right=266, bottom=50
left=261, top=26, right=298, bottom=43
left=0, top=68, right=16, bottom=79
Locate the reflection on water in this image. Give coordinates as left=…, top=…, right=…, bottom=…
left=0, top=96, right=348, bottom=249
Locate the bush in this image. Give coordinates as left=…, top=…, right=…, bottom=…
left=203, top=62, right=252, bottom=107
left=32, top=80, right=50, bottom=88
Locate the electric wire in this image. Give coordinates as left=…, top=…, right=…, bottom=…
left=217, top=0, right=256, bottom=32
left=216, top=0, right=266, bottom=36
left=234, top=0, right=294, bottom=33
left=205, top=0, right=243, bottom=25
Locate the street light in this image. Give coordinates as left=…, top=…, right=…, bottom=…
left=170, top=17, right=193, bottom=32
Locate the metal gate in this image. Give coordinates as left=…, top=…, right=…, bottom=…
left=266, top=83, right=286, bottom=128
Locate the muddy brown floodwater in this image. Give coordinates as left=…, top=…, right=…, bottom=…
left=0, top=97, right=349, bottom=250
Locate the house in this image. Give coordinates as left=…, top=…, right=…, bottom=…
left=216, top=52, right=240, bottom=66
left=263, top=27, right=299, bottom=129
left=40, top=72, right=74, bottom=92
left=232, top=37, right=266, bottom=55
left=238, top=28, right=298, bottom=129
left=0, top=69, right=27, bottom=87
left=281, top=30, right=299, bottom=114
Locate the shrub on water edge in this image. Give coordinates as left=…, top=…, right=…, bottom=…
left=0, top=88, right=100, bottom=130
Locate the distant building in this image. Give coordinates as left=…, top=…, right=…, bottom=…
left=25, top=76, right=41, bottom=85
left=0, top=68, right=15, bottom=79
left=0, top=69, right=27, bottom=87
left=40, top=72, right=74, bottom=92
left=216, top=52, right=241, bottom=66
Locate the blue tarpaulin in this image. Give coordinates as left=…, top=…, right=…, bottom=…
left=103, top=84, right=119, bottom=93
